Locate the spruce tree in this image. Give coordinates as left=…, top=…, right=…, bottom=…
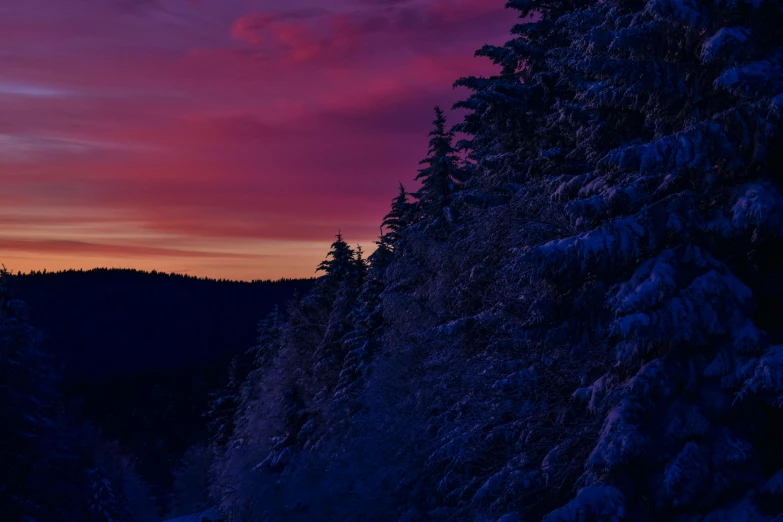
left=205, top=307, right=285, bottom=450
left=381, top=183, right=413, bottom=246
left=205, top=353, right=249, bottom=449
left=354, top=244, right=368, bottom=283
left=252, top=305, right=285, bottom=368
left=368, top=235, right=394, bottom=272
left=316, top=232, right=358, bottom=283
left=413, top=107, right=465, bottom=224
left=333, top=238, right=391, bottom=401
left=312, top=236, right=365, bottom=382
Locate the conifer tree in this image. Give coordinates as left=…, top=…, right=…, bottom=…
left=205, top=307, right=284, bottom=450
left=312, top=236, right=365, bottom=381
left=381, top=183, right=413, bottom=246
left=354, top=244, right=368, bottom=282
left=316, top=232, right=358, bottom=283
left=413, top=107, right=465, bottom=224
left=205, top=353, right=249, bottom=449
left=333, top=237, right=391, bottom=400
left=252, top=305, right=284, bottom=368
left=369, top=235, right=394, bottom=271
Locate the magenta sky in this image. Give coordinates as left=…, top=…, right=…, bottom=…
left=0, top=0, right=512, bottom=280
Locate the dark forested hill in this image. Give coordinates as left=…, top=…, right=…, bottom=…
left=11, top=268, right=313, bottom=379
left=8, top=268, right=313, bottom=507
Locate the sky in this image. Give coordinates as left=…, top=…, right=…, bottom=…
left=0, top=0, right=514, bottom=281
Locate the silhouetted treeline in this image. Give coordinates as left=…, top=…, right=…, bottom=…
left=18, top=266, right=304, bottom=285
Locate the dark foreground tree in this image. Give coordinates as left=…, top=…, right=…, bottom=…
left=381, top=183, right=413, bottom=247
left=413, top=106, right=466, bottom=225
left=317, top=232, right=360, bottom=284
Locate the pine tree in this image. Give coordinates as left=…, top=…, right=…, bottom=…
left=205, top=332, right=264, bottom=449
left=382, top=183, right=413, bottom=246
left=252, top=305, right=285, bottom=368
left=333, top=238, right=391, bottom=401
left=312, top=239, right=366, bottom=385
left=413, top=107, right=466, bottom=224
left=205, top=359, right=243, bottom=450
left=354, top=244, right=368, bottom=283
left=369, top=235, right=394, bottom=272
left=316, top=232, right=358, bottom=283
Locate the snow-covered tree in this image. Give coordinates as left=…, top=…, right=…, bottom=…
left=382, top=183, right=414, bottom=246
left=354, top=244, right=368, bottom=284
left=211, top=0, right=783, bottom=520
left=317, top=232, right=359, bottom=283
left=413, top=107, right=466, bottom=225
left=207, top=306, right=288, bottom=451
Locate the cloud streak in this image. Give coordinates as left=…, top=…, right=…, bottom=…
left=0, top=239, right=265, bottom=259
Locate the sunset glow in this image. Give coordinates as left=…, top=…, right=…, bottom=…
left=0, top=0, right=512, bottom=280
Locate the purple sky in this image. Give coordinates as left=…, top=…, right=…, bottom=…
left=0, top=0, right=513, bottom=280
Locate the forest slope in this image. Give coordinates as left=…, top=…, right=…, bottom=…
left=209, top=1, right=783, bottom=521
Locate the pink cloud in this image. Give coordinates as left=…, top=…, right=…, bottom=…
left=230, top=11, right=366, bottom=63
left=231, top=13, right=280, bottom=45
